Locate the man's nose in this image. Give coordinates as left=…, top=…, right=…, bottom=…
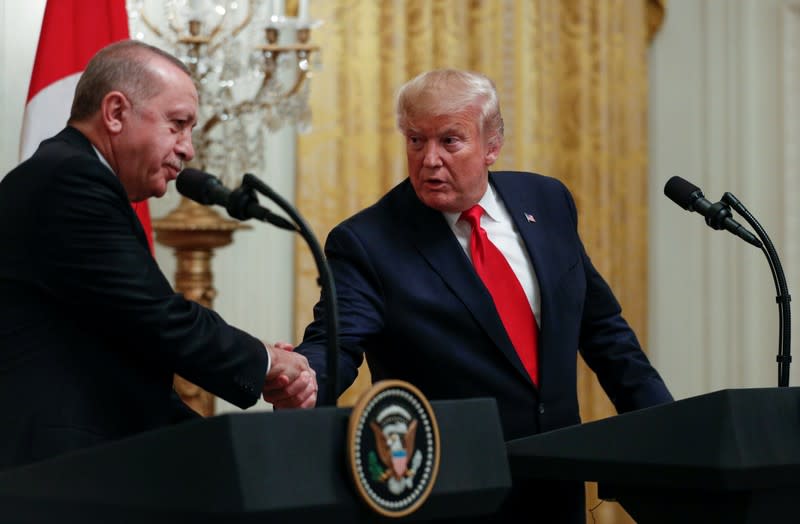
left=422, top=141, right=442, bottom=167
left=176, top=132, right=195, bottom=162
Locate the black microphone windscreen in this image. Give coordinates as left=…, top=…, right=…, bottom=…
left=176, top=168, right=216, bottom=205
left=664, top=176, right=703, bottom=210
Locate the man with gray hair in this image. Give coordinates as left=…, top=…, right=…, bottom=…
left=0, top=40, right=316, bottom=471
left=296, top=69, right=672, bottom=522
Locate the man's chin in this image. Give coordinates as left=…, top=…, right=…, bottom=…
left=418, top=193, right=462, bottom=213
left=135, top=187, right=165, bottom=201
left=150, top=176, right=172, bottom=199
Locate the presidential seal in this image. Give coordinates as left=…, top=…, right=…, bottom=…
left=347, top=380, right=440, bottom=518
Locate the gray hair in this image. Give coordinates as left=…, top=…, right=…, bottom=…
left=69, top=40, right=191, bottom=122
left=396, top=69, right=504, bottom=147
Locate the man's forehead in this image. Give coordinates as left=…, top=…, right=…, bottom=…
left=165, top=105, right=198, bottom=120
left=405, top=114, right=475, bottom=135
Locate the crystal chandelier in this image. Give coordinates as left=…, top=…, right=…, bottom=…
left=127, top=0, right=321, bottom=181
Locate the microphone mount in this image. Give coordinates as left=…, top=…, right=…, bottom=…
left=227, top=176, right=298, bottom=232
left=721, top=192, right=792, bottom=387
left=235, top=174, right=340, bottom=405
left=703, top=201, right=735, bottom=231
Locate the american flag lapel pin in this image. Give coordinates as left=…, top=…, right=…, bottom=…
left=524, top=212, right=536, bottom=223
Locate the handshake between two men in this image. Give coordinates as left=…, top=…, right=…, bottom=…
left=263, top=342, right=317, bottom=409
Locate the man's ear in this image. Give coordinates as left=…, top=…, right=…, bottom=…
left=485, top=138, right=502, bottom=166
left=101, top=91, right=130, bottom=135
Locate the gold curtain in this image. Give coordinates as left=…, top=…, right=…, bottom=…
left=293, top=1, right=665, bottom=522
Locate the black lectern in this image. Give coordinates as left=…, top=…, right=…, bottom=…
left=0, top=398, right=510, bottom=523
left=506, top=388, right=800, bottom=523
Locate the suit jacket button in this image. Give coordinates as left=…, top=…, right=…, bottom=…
left=538, top=404, right=545, bottom=414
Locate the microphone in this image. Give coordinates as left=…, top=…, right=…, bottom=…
left=663, top=176, right=762, bottom=248
left=177, top=168, right=296, bottom=231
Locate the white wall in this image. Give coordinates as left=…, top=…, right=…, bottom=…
left=0, top=0, right=296, bottom=413
left=649, top=0, right=799, bottom=398
left=0, top=0, right=46, bottom=173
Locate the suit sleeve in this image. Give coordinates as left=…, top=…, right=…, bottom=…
left=296, top=222, right=385, bottom=405
left=557, top=183, right=674, bottom=412
left=32, top=154, right=267, bottom=409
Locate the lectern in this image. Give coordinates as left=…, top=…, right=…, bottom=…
left=506, top=388, right=800, bottom=523
left=0, top=398, right=510, bottom=523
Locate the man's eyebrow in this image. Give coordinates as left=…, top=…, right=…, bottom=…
left=439, top=125, right=467, bottom=136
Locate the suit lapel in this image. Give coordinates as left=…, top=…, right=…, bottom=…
left=490, top=172, right=555, bottom=307
left=491, top=172, right=562, bottom=387
left=399, top=181, right=535, bottom=387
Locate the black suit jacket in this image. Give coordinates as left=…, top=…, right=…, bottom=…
left=0, top=127, right=267, bottom=470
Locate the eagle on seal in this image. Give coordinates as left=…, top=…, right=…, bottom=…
left=370, top=419, right=418, bottom=481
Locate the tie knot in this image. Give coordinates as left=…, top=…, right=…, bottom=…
left=460, top=204, right=484, bottom=228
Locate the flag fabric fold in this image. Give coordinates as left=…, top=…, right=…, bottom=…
left=19, top=0, right=154, bottom=253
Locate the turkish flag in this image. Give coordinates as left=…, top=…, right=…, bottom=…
left=19, top=0, right=154, bottom=253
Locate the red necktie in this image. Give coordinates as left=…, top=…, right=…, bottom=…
left=461, top=205, right=539, bottom=385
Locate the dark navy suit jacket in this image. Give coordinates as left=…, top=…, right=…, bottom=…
left=298, top=172, right=672, bottom=522
left=300, top=172, right=671, bottom=438
left=0, top=127, right=267, bottom=470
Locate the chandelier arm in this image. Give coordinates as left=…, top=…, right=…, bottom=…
left=205, top=16, right=228, bottom=52
left=260, top=44, right=319, bottom=52
left=167, top=11, right=184, bottom=36
left=253, top=67, right=278, bottom=102
left=193, top=134, right=214, bottom=170
left=139, top=10, right=164, bottom=39
left=198, top=97, right=259, bottom=139
left=229, top=1, right=255, bottom=39
left=200, top=114, right=223, bottom=137
left=286, top=69, right=310, bottom=98
left=231, top=100, right=256, bottom=119
left=206, top=0, right=254, bottom=55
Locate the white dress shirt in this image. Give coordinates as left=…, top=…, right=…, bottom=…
left=443, top=183, right=542, bottom=326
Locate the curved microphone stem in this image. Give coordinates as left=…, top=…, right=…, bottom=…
left=242, top=174, right=339, bottom=404
left=722, top=192, right=792, bottom=387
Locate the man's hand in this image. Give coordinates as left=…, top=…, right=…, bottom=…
left=263, top=342, right=317, bottom=409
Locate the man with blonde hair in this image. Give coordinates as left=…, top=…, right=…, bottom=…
left=297, top=69, right=671, bottom=522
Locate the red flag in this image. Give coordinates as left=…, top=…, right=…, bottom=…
left=19, top=0, right=154, bottom=253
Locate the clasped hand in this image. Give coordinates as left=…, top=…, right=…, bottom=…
left=263, top=342, right=317, bottom=409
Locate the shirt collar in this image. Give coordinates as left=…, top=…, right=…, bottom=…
left=91, top=145, right=116, bottom=177
left=442, top=181, right=501, bottom=228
